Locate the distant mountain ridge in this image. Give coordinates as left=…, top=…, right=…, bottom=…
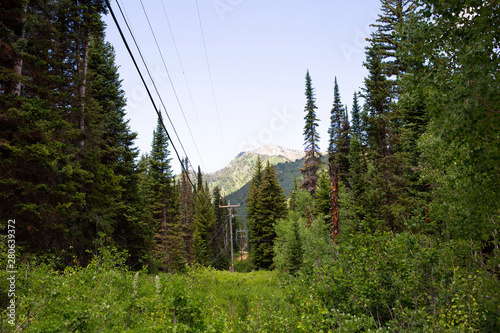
left=205, top=144, right=304, bottom=195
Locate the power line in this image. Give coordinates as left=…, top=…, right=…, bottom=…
left=105, top=0, right=197, bottom=191
left=139, top=0, right=207, bottom=173
left=114, top=0, right=188, bottom=161
left=194, top=0, right=226, bottom=150
left=160, top=0, right=209, bottom=152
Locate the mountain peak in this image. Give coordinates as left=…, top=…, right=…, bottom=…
left=206, top=145, right=305, bottom=195
left=241, top=144, right=304, bottom=161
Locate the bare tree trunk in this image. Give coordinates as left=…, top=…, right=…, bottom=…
left=329, top=162, right=340, bottom=243
left=78, top=38, right=89, bottom=150
left=10, top=3, right=27, bottom=96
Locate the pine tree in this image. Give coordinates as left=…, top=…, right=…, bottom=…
left=211, top=186, right=229, bottom=270
left=351, top=92, right=362, bottom=138
left=147, top=116, right=184, bottom=272
left=197, top=165, right=203, bottom=193
left=315, top=168, right=332, bottom=226
left=348, top=92, right=369, bottom=225
left=285, top=219, right=303, bottom=274
left=193, top=180, right=215, bottom=266
left=300, top=70, right=322, bottom=196
left=0, top=0, right=118, bottom=264
left=328, top=77, right=344, bottom=164
left=356, top=0, right=419, bottom=232
left=246, top=156, right=263, bottom=255
left=179, top=157, right=195, bottom=265
left=86, top=35, right=151, bottom=267
left=328, top=77, right=350, bottom=186
left=247, top=157, right=263, bottom=216
left=369, top=0, right=415, bottom=83
left=251, top=161, right=287, bottom=270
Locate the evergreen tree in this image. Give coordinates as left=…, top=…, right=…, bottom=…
left=211, top=186, right=229, bottom=270
left=86, top=36, right=151, bottom=267
left=348, top=93, right=369, bottom=226
left=285, top=219, right=303, bottom=274
left=246, top=156, right=263, bottom=254
left=315, top=168, right=332, bottom=226
left=351, top=92, right=362, bottom=138
left=193, top=180, right=215, bottom=267
left=328, top=77, right=344, bottom=163
left=300, top=70, right=322, bottom=196
left=250, top=161, right=287, bottom=270
left=0, top=0, right=121, bottom=264
left=328, top=77, right=350, bottom=186
left=357, top=0, right=422, bottom=232
left=197, top=165, right=203, bottom=192
left=358, top=42, right=402, bottom=231
left=148, top=116, right=183, bottom=272
left=179, top=157, right=195, bottom=265
left=369, top=0, right=415, bottom=84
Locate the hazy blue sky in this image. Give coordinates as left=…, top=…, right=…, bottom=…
left=103, top=0, right=382, bottom=174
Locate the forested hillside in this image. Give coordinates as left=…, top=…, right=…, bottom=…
left=1, top=0, right=499, bottom=331
left=204, top=144, right=304, bottom=196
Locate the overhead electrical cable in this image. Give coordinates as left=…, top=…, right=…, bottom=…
left=105, top=0, right=198, bottom=192
left=139, top=0, right=207, bottom=173
left=160, top=0, right=209, bottom=150
left=114, top=0, right=189, bottom=163
left=113, top=0, right=204, bottom=191
left=194, top=0, right=226, bottom=150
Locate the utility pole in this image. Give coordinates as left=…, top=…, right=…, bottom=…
left=219, top=201, right=240, bottom=272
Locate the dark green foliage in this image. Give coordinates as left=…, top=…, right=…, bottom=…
left=178, top=157, right=195, bottom=265
left=352, top=0, right=418, bottom=232
left=197, top=165, right=203, bottom=192
left=369, top=0, right=416, bottom=85
left=248, top=161, right=287, bottom=270
left=328, top=77, right=350, bottom=187
left=403, top=0, right=500, bottom=241
left=146, top=117, right=185, bottom=272
left=211, top=186, right=229, bottom=270
left=314, top=168, right=331, bottom=226
left=300, top=70, right=322, bottom=196
left=87, top=36, right=149, bottom=268
left=285, top=219, right=303, bottom=274
left=246, top=156, right=263, bottom=219
left=0, top=0, right=146, bottom=266
left=193, top=184, right=215, bottom=267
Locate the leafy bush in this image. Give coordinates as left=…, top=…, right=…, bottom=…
left=300, top=232, right=500, bottom=332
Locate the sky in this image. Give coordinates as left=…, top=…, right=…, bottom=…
left=103, top=0, right=382, bottom=174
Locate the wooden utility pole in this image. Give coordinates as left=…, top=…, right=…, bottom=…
left=219, top=201, right=240, bottom=272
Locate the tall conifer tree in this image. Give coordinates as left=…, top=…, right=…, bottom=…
left=300, top=70, right=322, bottom=196
left=211, top=186, right=229, bottom=270
left=246, top=156, right=263, bottom=254
left=148, top=116, right=183, bottom=271
left=179, top=157, right=195, bottom=265
left=250, top=161, right=287, bottom=270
